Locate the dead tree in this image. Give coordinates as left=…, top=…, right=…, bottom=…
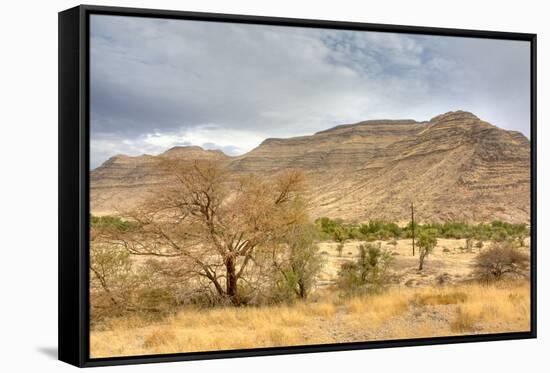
left=102, top=159, right=308, bottom=305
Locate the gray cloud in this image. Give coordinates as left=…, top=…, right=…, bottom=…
left=90, top=15, right=531, bottom=169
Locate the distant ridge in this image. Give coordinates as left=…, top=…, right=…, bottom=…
left=91, top=111, right=530, bottom=224
left=315, top=119, right=420, bottom=135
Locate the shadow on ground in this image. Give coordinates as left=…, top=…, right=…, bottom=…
left=37, top=346, right=57, bottom=360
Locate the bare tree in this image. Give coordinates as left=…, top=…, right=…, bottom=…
left=336, top=243, right=344, bottom=257
left=101, top=159, right=308, bottom=306
left=473, top=242, right=529, bottom=283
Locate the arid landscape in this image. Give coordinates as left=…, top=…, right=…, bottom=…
left=89, top=111, right=531, bottom=358
left=90, top=234, right=530, bottom=358
left=87, top=14, right=533, bottom=359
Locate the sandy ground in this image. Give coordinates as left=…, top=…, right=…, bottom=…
left=317, top=238, right=530, bottom=288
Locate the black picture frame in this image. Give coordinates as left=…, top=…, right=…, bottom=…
left=58, top=4, right=537, bottom=368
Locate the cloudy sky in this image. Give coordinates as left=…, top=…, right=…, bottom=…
left=90, top=15, right=531, bottom=169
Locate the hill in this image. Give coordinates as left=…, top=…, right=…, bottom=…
left=90, top=111, right=530, bottom=223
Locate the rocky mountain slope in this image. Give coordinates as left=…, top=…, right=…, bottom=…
left=90, top=111, right=531, bottom=223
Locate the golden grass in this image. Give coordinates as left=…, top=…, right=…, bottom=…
left=143, top=329, right=176, bottom=349
left=451, top=307, right=477, bottom=333
left=296, top=302, right=337, bottom=318
left=414, top=291, right=468, bottom=306
left=346, top=289, right=409, bottom=326
left=451, top=282, right=531, bottom=332
left=90, top=281, right=530, bottom=358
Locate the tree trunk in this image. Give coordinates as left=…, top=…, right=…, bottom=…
left=411, top=202, right=415, bottom=257
left=298, top=278, right=307, bottom=299
left=418, top=252, right=425, bottom=271
left=225, top=257, right=239, bottom=305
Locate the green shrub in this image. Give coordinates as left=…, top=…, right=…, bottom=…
left=337, top=243, right=393, bottom=295
left=491, top=227, right=509, bottom=242
left=417, top=228, right=438, bottom=270
left=91, top=215, right=136, bottom=231
left=316, top=217, right=529, bottom=243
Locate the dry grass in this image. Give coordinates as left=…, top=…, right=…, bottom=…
left=90, top=281, right=530, bottom=358
left=296, top=302, right=337, bottom=318
left=414, top=291, right=468, bottom=306
left=451, top=307, right=477, bottom=333
left=450, top=282, right=531, bottom=333
left=345, top=289, right=409, bottom=326
left=143, top=329, right=176, bottom=349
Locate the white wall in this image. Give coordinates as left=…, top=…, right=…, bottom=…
left=0, top=0, right=547, bottom=371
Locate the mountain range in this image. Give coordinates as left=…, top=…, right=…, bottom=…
left=90, top=111, right=531, bottom=224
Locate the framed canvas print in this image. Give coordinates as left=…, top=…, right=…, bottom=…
left=58, top=5, right=537, bottom=367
